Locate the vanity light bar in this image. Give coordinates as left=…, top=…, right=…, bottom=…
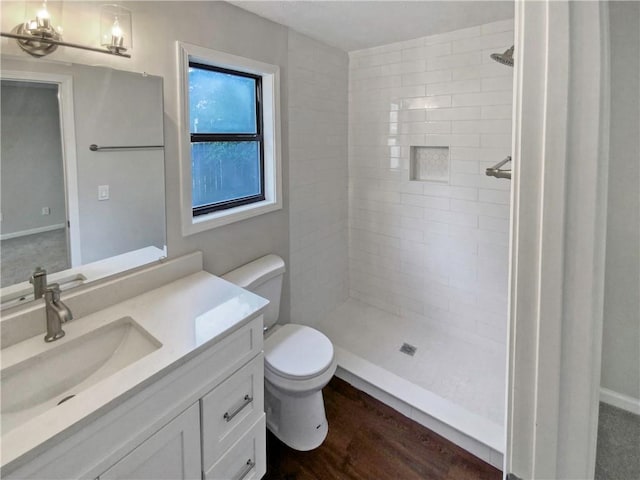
left=0, top=32, right=131, bottom=58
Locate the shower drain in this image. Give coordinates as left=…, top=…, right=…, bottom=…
left=400, top=343, right=417, bottom=356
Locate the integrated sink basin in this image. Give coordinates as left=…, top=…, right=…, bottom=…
left=1, top=316, right=162, bottom=435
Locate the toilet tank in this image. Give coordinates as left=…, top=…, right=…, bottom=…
left=221, top=254, right=285, bottom=330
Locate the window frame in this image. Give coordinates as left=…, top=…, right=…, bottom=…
left=177, top=42, right=282, bottom=236
left=189, top=62, right=266, bottom=216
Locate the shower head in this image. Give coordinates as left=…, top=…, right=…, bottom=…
left=490, top=46, right=514, bottom=67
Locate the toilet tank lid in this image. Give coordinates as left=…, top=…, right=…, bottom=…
left=221, top=254, right=286, bottom=289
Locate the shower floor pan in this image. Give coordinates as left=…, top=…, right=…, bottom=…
left=316, top=298, right=506, bottom=469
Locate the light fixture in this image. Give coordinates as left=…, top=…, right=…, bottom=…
left=0, top=1, right=131, bottom=58
left=100, top=4, right=132, bottom=55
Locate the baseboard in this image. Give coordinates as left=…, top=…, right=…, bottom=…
left=600, top=387, right=640, bottom=415
left=0, top=223, right=65, bottom=241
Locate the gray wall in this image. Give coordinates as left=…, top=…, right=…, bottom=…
left=1, top=82, right=66, bottom=236
left=71, top=65, right=165, bottom=263
left=601, top=1, right=640, bottom=402
left=0, top=60, right=166, bottom=265
left=1, top=1, right=291, bottom=321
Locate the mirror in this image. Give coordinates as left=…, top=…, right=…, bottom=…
left=0, top=56, right=166, bottom=309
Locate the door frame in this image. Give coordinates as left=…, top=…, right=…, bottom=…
left=2, top=70, right=82, bottom=267
left=506, top=1, right=610, bottom=478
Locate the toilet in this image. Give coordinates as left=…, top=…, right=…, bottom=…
left=222, top=254, right=337, bottom=451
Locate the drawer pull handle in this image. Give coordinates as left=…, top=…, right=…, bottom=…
left=235, top=459, right=255, bottom=480
left=224, top=394, right=253, bottom=422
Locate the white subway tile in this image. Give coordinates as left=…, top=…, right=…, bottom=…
left=346, top=20, right=512, bottom=344
left=450, top=147, right=508, bottom=162
left=426, top=134, right=480, bottom=147
left=351, top=75, right=403, bottom=91
left=402, top=42, right=452, bottom=61
left=401, top=95, right=452, bottom=110
left=401, top=193, right=450, bottom=210
left=479, top=215, right=510, bottom=233
left=482, top=75, right=514, bottom=92
left=422, top=184, right=478, bottom=201
left=426, top=79, right=482, bottom=96
left=453, top=119, right=512, bottom=134
left=383, top=60, right=427, bottom=75
left=426, top=106, right=482, bottom=121
left=398, top=109, right=427, bottom=122
left=427, top=52, right=483, bottom=71
left=481, top=134, right=512, bottom=148
left=451, top=172, right=511, bottom=190
left=452, top=31, right=514, bottom=54
left=452, top=160, right=479, bottom=174
left=479, top=188, right=511, bottom=205
left=451, top=199, right=510, bottom=219
left=353, top=50, right=403, bottom=68
left=452, top=91, right=513, bottom=107
left=481, top=105, right=513, bottom=119
left=400, top=121, right=451, bottom=135
left=402, top=70, right=453, bottom=86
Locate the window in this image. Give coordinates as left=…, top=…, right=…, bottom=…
left=178, top=42, right=282, bottom=235
left=189, top=63, right=264, bottom=216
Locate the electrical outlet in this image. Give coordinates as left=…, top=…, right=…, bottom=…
left=42, top=207, right=51, bottom=215
left=98, top=185, right=110, bottom=201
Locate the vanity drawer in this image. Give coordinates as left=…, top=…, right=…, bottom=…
left=201, top=354, right=264, bottom=470
left=204, top=415, right=266, bottom=480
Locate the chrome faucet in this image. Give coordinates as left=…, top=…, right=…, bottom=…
left=30, top=266, right=47, bottom=300
left=44, top=283, right=73, bottom=342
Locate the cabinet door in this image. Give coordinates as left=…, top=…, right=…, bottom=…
left=98, top=403, right=201, bottom=480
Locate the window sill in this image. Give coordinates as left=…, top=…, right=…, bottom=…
left=182, top=198, right=282, bottom=236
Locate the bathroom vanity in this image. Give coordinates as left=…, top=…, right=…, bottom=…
left=0, top=252, right=268, bottom=480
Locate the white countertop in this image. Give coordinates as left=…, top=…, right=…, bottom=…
left=0, top=269, right=268, bottom=470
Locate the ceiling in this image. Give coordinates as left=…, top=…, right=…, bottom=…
left=229, top=1, right=514, bottom=52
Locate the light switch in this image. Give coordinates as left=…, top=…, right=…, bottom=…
left=42, top=207, right=51, bottom=215
left=98, top=185, right=110, bottom=201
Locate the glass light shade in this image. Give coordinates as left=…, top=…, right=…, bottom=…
left=22, top=0, right=62, bottom=36
left=100, top=4, right=132, bottom=53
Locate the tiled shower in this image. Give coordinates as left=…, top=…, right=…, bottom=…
left=288, top=18, right=514, bottom=465
left=347, top=19, right=513, bottom=346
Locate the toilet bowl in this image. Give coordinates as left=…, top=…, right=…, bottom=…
left=222, top=255, right=337, bottom=451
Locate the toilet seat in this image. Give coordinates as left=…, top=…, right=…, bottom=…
left=264, top=324, right=334, bottom=381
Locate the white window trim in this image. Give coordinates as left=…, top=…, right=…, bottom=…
left=176, top=41, right=282, bottom=236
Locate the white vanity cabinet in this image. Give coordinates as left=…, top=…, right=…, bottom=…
left=98, top=403, right=202, bottom=480
left=97, top=321, right=266, bottom=480
left=4, top=315, right=267, bottom=480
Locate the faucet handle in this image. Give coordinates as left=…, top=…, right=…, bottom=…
left=30, top=266, right=47, bottom=284
left=45, top=283, right=61, bottom=300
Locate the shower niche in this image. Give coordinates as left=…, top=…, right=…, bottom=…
left=410, top=146, right=450, bottom=183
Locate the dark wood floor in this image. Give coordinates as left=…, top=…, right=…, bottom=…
left=264, top=377, right=501, bottom=480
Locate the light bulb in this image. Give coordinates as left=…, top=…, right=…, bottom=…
left=35, top=2, right=51, bottom=28
left=36, top=6, right=49, bottom=20
left=111, top=18, right=122, bottom=38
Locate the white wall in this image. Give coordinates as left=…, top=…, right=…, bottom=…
left=601, top=1, right=640, bottom=405
left=1, top=82, right=66, bottom=236
left=287, top=31, right=349, bottom=326
left=0, top=1, right=292, bottom=321
left=348, top=19, right=513, bottom=345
